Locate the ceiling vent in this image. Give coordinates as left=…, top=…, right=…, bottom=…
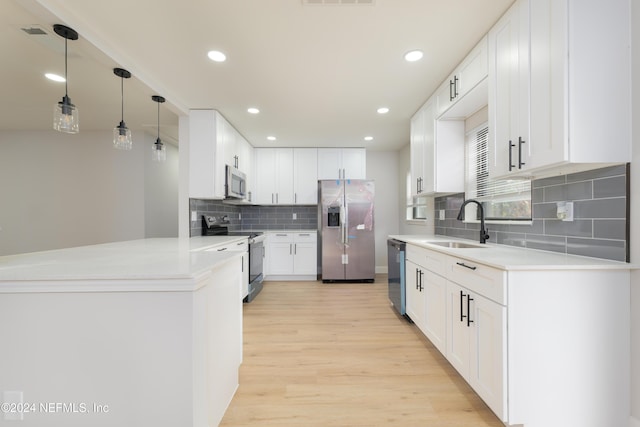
left=303, top=0, right=375, bottom=5
left=21, top=25, right=48, bottom=36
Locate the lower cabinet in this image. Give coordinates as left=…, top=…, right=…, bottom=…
left=405, top=260, right=426, bottom=331
left=403, top=242, right=630, bottom=427
left=265, top=232, right=317, bottom=280
left=446, top=281, right=506, bottom=420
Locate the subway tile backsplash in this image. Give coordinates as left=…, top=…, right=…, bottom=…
left=189, top=199, right=317, bottom=236
left=434, top=164, right=629, bottom=262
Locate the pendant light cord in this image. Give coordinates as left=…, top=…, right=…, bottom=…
left=120, top=76, right=124, bottom=123
left=157, top=101, right=160, bottom=139
left=64, top=38, right=68, bottom=97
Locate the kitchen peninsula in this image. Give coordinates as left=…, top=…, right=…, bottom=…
left=0, top=237, right=245, bottom=427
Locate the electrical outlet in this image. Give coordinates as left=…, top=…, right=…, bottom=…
left=292, top=213, right=297, bottom=220
left=191, top=211, right=197, bottom=222
left=439, top=209, right=445, bottom=221
left=556, top=201, right=574, bottom=222
left=3, top=391, right=24, bottom=421
left=238, top=213, right=242, bottom=220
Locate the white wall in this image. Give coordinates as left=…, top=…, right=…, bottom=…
left=143, top=133, right=179, bottom=238
left=366, top=150, right=400, bottom=273
left=0, top=130, right=178, bottom=256
left=630, top=1, right=640, bottom=425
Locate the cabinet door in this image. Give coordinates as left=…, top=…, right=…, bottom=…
left=488, top=0, right=530, bottom=178
left=410, top=106, right=426, bottom=196
left=293, top=148, right=318, bottom=204
left=469, top=292, right=507, bottom=420
left=293, top=242, right=317, bottom=275
left=446, top=281, right=471, bottom=379
left=268, top=242, right=294, bottom=275
left=435, top=76, right=456, bottom=117
left=317, top=148, right=342, bottom=180
left=456, top=35, right=488, bottom=98
left=405, top=260, right=425, bottom=331
left=423, top=270, right=447, bottom=355
left=341, top=148, right=366, bottom=179
left=421, top=102, right=437, bottom=194
left=253, top=148, right=277, bottom=204
left=275, top=148, right=294, bottom=204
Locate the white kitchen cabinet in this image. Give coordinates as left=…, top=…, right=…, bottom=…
left=293, top=148, right=318, bottom=204
left=405, top=259, right=426, bottom=332
left=446, top=280, right=506, bottom=421
left=254, top=148, right=316, bottom=205
left=436, top=35, right=488, bottom=118
left=265, top=232, right=317, bottom=280
left=188, top=109, right=254, bottom=200
left=487, top=0, right=530, bottom=178
left=402, top=239, right=630, bottom=427
left=422, top=269, right=447, bottom=354
left=410, top=103, right=428, bottom=196
left=405, top=245, right=448, bottom=352
left=317, top=148, right=366, bottom=180
left=253, top=148, right=294, bottom=205
left=489, top=0, right=631, bottom=179
left=410, top=99, right=464, bottom=196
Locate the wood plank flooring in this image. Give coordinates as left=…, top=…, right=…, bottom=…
left=220, top=276, right=504, bottom=427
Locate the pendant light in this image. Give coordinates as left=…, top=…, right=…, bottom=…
left=151, top=95, right=166, bottom=162
left=113, top=68, right=132, bottom=150
left=52, top=24, right=79, bottom=134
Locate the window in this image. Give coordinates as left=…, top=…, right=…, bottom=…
left=406, top=171, right=428, bottom=221
left=464, top=124, right=531, bottom=222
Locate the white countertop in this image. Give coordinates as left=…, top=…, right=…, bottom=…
left=390, top=235, right=634, bottom=271
left=0, top=237, right=247, bottom=293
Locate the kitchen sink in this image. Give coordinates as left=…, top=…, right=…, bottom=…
left=424, top=241, right=487, bottom=249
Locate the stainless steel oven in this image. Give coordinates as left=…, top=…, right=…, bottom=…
left=202, top=217, right=264, bottom=302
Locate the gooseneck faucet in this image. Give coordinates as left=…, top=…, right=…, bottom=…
left=457, top=199, right=490, bottom=244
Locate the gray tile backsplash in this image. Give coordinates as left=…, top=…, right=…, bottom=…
left=434, top=164, right=629, bottom=262
left=189, top=199, right=317, bottom=236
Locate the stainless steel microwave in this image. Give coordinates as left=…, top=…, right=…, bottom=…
left=225, top=165, right=246, bottom=199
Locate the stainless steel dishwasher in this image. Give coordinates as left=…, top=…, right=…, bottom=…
left=387, top=238, right=409, bottom=319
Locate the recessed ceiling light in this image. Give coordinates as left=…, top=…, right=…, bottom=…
left=364, top=136, right=373, bottom=141
left=45, top=73, right=65, bottom=82
left=377, top=107, right=389, bottom=114
left=247, top=107, right=260, bottom=114
left=267, top=136, right=276, bottom=141
left=207, top=50, right=227, bottom=62
left=404, top=50, right=424, bottom=62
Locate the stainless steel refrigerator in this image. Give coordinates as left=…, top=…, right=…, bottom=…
left=319, top=180, right=375, bottom=282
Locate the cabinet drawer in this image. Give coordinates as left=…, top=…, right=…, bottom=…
left=406, top=245, right=449, bottom=277
left=448, top=258, right=506, bottom=305
left=269, top=232, right=292, bottom=242
left=294, top=232, right=317, bottom=243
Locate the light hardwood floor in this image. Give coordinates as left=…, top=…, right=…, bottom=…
left=220, top=276, right=504, bottom=427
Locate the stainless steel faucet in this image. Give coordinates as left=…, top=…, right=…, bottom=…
left=457, top=199, right=490, bottom=244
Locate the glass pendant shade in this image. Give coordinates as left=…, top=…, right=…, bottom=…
left=52, top=24, right=79, bottom=134
left=53, top=95, right=79, bottom=133
left=113, top=121, right=132, bottom=150
left=152, top=139, right=166, bottom=162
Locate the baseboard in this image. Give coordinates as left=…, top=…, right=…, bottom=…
left=630, top=415, right=640, bottom=427
left=375, top=266, right=388, bottom=274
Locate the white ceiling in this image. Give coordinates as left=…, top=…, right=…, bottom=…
left=2, top=0, right=514, bottom=150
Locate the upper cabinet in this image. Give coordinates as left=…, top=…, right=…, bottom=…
left=436, top=36, right=488, bottom=119
left=188, top=109, right=253, bottom=200
left=410, top=100, right=464, bottom=197
left=293, top=148, right=319, bottom=204
left=317, top=148, right=366, bottom=180
left=489, top=0, right=631, bottom=179
left=487, top=0, right=530, bottom=178
left=253, top=148, right=318, bottom=205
